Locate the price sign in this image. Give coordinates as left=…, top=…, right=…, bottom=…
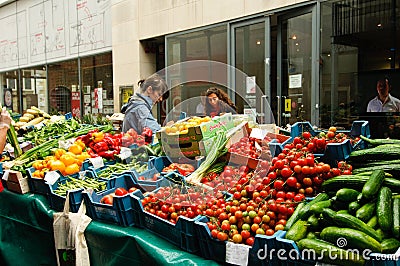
left=45, top=171, right=61, bottom=185
left=89, top=157, right=104, bottom=169
left=225, top=241, right=250, bottom=266
left=119, top=147, right=132, bottom=161
left=2, top=170, right=9, bottom=181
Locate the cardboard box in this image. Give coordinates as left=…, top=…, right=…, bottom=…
left=157, top=113, right=234, bottom=145
left=4, top=170, right=30, bottom=194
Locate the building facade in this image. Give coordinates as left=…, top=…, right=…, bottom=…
left=1, top=0, right=399, bottom=137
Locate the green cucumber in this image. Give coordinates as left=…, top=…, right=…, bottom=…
left=297, top=238, right=365, bottom=266
left=322, top=175, right=400, bottom=193
left=333, top=213, right=382, bottom=242
left=307, top=214, right=320, bottom=231
left=285, top=219, right=308, bottom=242
left=298, top=193, right=329, bottom=220
left=336, top=188, right=360, bottom=202
left=348, top=201, right=361, bottom=214
left=320, top=226, right=382, bottom=252
left=362, top=170, right=385, bottom=199
left=310, top=200, right=331, bottom=215
left=306, top=231, right=317, bottom=239
left=367, top=216, right=378, bottom=229
left=336, top=210, right=349, bottom=214
left=360, top=135, right=400, bottom=146
left=376, top=228, right=390, bottom=241
left=381, top=238, right=400, bottom=254
left=284, top=202, right=305, bottom=230
left=355, top=171, right=393, bottom=178
left=321, top=208, right=337, bottom=225
left=377, top=187, right=393, bottom=232
left=393, top=198, right=400, bottom=239
left=356, top=201, right=376, bottom=222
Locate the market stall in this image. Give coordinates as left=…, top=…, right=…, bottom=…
left=0, top=107, right=399, bottom=266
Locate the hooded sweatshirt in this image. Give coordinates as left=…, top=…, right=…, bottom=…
left=121, top=93, right=161, bottom=134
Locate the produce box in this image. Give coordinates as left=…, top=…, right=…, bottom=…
left=272, top=120, right=370, bottom=165
left=156, top=113, right=234, bottom=145
left=132, top=168, right=171, bottom=192
left=3, top=170, right=30, bottom=194
left=162, top=137, right=216, bottom=159
left=46, top=172, right=109, bottom=212
left=130, top=189, right=204, bottom=253
left=82, top=173, right=143, bottom=226
left=194, top=217, right=283, bottom=265
left=276, top=231, right=400, bottom=266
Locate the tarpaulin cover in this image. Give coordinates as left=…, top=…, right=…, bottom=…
left=0, top=189, right=220, bottom=266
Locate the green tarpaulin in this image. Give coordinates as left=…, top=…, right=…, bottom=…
left=0, top=189, right=220, bottom=266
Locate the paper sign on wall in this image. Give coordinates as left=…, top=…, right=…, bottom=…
left=246, top=76, right=256, bottom=94
left=289, top=74, right=302, bottom=88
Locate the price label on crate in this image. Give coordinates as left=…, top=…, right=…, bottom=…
left=2, top=170, right=9, bottom=181
left=45, top=171, right=61, bottom=185
left=78, top=171, right=87, bottom=180
left=225, top=241, right=250, bottom=266
left=119, top=147, right=132, bottom=161
left=89, top=157, right=104, bottom=169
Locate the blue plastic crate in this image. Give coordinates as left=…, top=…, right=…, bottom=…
left=194, top=217, right=283, bottom=265
left=27, top=167, right=51, bottom=195
left=148, top=156, right=172, bottom=173
left=132, top=167, right=171, bottom=192
left=279, top=120, right=370, bottom=165
left=82, top=178, right=143, bottom=227
left=129, top=190, right=203, bottom=253
left=47, top=173, right=108, bottom=212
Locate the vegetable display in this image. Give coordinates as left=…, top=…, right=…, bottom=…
left=2, top=110, right=400, bottom=265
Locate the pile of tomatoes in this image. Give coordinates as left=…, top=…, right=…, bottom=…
left=292, top=127, right=361, bottom=154
left=141, top=186, right=228, bottom=223
left=227, top=136, right=272, bottom=160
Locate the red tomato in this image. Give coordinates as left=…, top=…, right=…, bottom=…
left=100, top=194, right=114, bottom=205
left=115, top=188, right=128, bottom=196
left=302, top=131, right=311, bottom=139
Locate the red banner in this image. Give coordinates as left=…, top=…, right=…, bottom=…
left=71, top=92, right=81, bottom=117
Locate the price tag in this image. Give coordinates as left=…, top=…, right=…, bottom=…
left=78, top=171, right=87, bottom=180
left=2, top=170, right=9, bottom=181
left=89, top=157, right=104, bottom=169
left=44, top=171, right=61, bottom=186
left=250, top=128, right=267, bottom=140
left=119, top=147, right=132, bottom=161
left=225, top=241, right=250, bottom=266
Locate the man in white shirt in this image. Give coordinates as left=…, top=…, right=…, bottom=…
left=367, top=78, right=400, bottom=112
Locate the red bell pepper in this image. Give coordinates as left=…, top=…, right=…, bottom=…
left=135, top=135, right=146, bottom=146
left=91, top=141, right=109, bottom=153
left=141, top=127, right=153, bottom=144
left=86, top=148, right=99, bottom=158
left=97, top=150, right=118, bottom=160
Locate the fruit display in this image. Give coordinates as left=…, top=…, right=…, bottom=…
left=163, top=116, right=211, bottom=135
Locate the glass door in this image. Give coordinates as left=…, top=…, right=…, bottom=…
left=278, top=7, right=316, bottom=126
left=231, top=17, right=272, bottom=123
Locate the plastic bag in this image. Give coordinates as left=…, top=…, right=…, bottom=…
left=53, top=192, right=92, bottom=266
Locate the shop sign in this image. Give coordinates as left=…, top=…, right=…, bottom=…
left=71, top=91, right=81, bottom=117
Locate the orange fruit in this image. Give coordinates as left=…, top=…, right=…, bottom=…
left=69, top=144, right=83, bottom=155
left=32, top=160, right=44, bottom=170
left=75, top=139, right=86, bottom=149
left=54, top=149, right=67, bottom=159
left=50, top=160, right=66, bottom=173
left=60, top=154, right=76, bottom=166
left=64, top=163, right=80, bottom=175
